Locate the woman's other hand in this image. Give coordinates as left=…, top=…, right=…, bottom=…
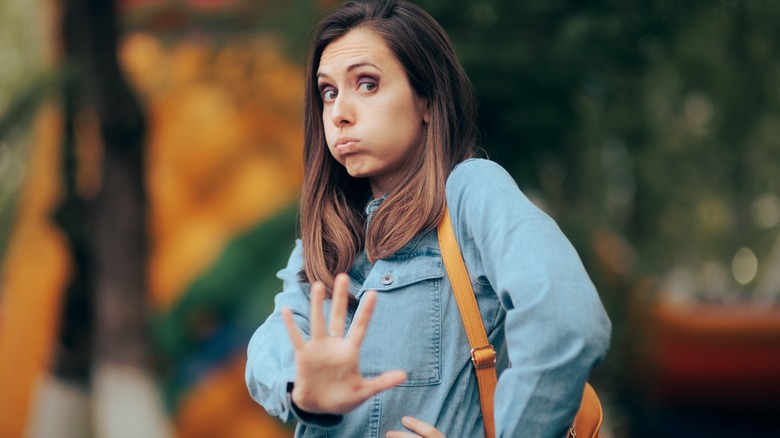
left=282, top=273, right=408, bottom=415
left=386, top=416, right=446, bottom=438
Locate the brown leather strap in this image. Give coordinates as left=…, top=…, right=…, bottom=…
left=437, top=206, right=497, bottom=438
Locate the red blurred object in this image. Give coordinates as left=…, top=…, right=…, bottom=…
left=646, top=303, right=780, bottom=409
left=121, top=0, right=238, bottom=8
left=188, top=0, right=239, bottom=11
left=121, top=0, right=167, bottom=9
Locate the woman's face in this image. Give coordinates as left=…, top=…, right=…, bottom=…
left=318, top=27, right=429, bottom=198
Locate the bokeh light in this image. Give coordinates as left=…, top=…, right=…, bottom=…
left=732, top=247, right=758, bottom=285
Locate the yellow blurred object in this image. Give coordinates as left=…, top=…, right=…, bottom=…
left=121, top=32, right=304, bottom=435
left=118, top=32, right=304, bottom=308
left=176, top=354, right=292, bottom=438
left=0, top=104, right=72, bottom=437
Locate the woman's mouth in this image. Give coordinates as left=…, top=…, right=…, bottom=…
left=335, top=138, right=360, bottom=153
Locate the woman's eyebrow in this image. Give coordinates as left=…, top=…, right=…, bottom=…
left=317, top=62, right=382, bottom=80
left=346, top=62, right=381, bottom=72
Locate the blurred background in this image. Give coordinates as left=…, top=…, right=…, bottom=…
left=1, top=0, right=779, bottom=437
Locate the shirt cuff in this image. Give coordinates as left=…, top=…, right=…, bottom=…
left=286, top=382, right=343, bottom=429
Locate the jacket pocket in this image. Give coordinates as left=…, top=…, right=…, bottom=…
left=357, top=248, right=443, bottom=386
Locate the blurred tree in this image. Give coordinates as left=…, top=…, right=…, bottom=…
left=44, top=0, right=171, bottom=436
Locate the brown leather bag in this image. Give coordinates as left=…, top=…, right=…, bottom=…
left=437, top=206, right=604, bottom=438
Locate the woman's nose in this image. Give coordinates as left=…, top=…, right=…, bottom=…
left=329, top=95, right=354, bottom=126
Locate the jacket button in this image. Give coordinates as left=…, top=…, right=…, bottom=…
left=381, top=273, right=394, bottom=285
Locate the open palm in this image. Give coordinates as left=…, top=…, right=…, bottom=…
left=282, top=273, right=408, bottom=415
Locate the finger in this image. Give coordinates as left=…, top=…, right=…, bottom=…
left=401, top=416, right=445, bottom=438
left=358, top=370, right=408, bottom=400
left=281, top=307, right=305, bottom=349
left=309, top=282, right=326, bottom=340
left=347, top=290, right=376, bottom=347
left=328, top=273, right=349, bottom=336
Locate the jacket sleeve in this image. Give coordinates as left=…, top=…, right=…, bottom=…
left=244, top=240, right=342, bottom=428
left=446, top=160, right=612, bottom=438
left=245, top=240, right=306, bottom=422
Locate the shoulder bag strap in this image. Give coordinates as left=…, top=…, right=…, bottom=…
left=437, top=205, right=497, bottom=438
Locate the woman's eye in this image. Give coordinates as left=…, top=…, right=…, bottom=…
left=322, top=89, right=337, bottom=102
left=358, top=80, right=377, bottom=93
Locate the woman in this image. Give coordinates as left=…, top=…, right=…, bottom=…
left=245, top=1, right=611, bottom=436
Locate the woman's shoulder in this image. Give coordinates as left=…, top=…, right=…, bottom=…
left=449, top=158, right=513, bottom=181
left=445, top=158, right=542, bottom=218
left=446, top=158, right=520, bottom=197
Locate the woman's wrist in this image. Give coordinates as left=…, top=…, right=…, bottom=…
left=287, top=382, right=343, bottom=427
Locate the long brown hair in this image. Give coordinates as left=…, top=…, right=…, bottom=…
left=300, top=0, right=477, bottom=291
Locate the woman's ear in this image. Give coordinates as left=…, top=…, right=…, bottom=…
left=419, top=98, right=430, bottom=125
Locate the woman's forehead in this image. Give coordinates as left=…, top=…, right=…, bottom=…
left=318, top=28, right=396, bottom=75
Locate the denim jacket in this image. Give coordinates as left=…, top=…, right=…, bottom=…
left=246, top=159, right=611, bottom=437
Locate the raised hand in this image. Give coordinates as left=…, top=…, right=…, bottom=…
left=386, top=416, right=446, bottom=438
left=282, top=273, right=408, bottom=415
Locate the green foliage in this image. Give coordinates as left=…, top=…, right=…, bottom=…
left=0, top=0, right=53, bottom=266
left=418, top=0, right=780, bottom=302
left=407, top=2, right=780, bottom=431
